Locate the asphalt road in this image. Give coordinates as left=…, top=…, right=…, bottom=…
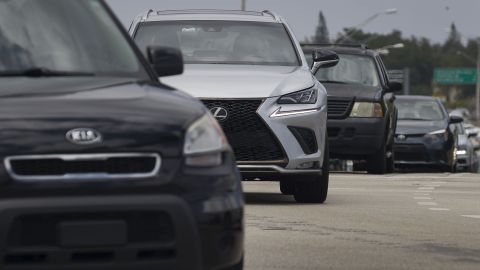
left=243, top=173, right=480, bottom=270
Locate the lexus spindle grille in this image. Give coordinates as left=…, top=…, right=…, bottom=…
left=202, top=99, right=286, bottom=163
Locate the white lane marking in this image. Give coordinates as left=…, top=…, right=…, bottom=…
left=418, top=187, right=435, bottom=190
left=418, top=202, right=438, bottom=206
left=431, top=181, right=446, bottom=184
left=414, top=197, right=432, bottom=200
left=461, top=215, right=480, bottom=219
left=429, top=208, right=450, bottom=211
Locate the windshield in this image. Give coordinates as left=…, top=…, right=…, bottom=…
left=396, top=99, right=446, bottom=121
left=0, top=0, right=145, bottom=77
left=134, top=21, right=300, bottom=66
left=315, top=54, right=380, bottom=87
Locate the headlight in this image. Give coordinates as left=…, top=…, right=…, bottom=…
left=349, top=102, right=383, bottom=118
left=184, top=113, right=228, bottom=167
left=456, top=149, right=467, bottom=156
left=277, top=88, right=317, bottom=104
left=425, top=129, right=448, bottom=141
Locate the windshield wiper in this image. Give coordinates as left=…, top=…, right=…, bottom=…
left=0, top=67, right=95, bottom=77
left=319, top=80, right=348, bottom=84
left=399, top=118, right=431, bottom=121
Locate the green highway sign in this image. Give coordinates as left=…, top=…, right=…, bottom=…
left=434, top=68, right=477, bottom=85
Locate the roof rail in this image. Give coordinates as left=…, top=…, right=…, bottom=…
left=141, top=9, right=155, bottom=21
left=301, top=43, right=368, bottom=49
left=262, top=10, right=281, bottom=22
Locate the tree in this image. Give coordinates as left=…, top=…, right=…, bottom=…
left=445, top=23, right=462, bottom=49
left=312, top=11, right=330, bottom=43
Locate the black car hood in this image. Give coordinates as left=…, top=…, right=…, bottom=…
left=321, top=82, right=382, bottom=101
left=396, top=120, right=447, bottom=135
left=0, top=77, right=205, bottom=157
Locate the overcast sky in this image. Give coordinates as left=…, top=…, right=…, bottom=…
left=106, top=0, right=479, bottom=44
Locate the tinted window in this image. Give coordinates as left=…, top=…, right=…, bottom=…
left=396, top=99, right=446, bottom=121
left=315, top=54, right=380, bottom=87
left=134, top=21, right=300, bottom=66
left=0, top=0, right=146, bottom=77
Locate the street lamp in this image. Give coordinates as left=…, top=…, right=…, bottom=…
left=376, top=43, right=404, bottom=55
left=337, top=8, right=398, bottom=43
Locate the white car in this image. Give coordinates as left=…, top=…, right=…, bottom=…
left=129, top=10, right=338, bottom=203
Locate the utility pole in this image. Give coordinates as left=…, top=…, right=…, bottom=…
left=476, top=38, right=480, bottom=120
left=241, top=0, right=246, bottom=11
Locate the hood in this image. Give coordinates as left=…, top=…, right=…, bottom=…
left=0, top=77, right=204, bottom=157
left=161, top=64, right=315, bottom=98
left=396, top=120, right=447, bottom=135
left=322, top=83, right=382, bottom=101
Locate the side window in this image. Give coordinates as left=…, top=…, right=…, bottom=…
left=375, top=56, right=389, bottom=85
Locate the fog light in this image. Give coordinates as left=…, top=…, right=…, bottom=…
left=297, top=162, right=314, bottom=169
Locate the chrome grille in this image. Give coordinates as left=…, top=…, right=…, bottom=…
left=4, top=153, right=161, bottom=182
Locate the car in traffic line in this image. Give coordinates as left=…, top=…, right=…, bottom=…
left=394, top=96, right=462, bottom=172
left=0, top=1, right=243, bottom=269
left=302, top=44, right=401, bottom=174
left=130, top=10, right=339, bottom=203
left=451, top=121, right=479, bottom=172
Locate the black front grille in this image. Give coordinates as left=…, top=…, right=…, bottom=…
left=288, top=127, right=318, bottom=154
left=7, top=154, right=159, bottom=179
left=202, top=99, right=285, bottom=162
left=394, top=144, right=427, bottom=162
left=328, top=97, right=354, bottom=119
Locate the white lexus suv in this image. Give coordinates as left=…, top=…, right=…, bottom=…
left=129, top=10, right=338, bottom=203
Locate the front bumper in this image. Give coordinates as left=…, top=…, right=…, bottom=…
left=0, top=152, right=244, bottom=270
left=328, top=117, right=386, bottom=159
left=258, top=98, right=327, bottom=172
left=394, top=136, right=454, bottom=168
left=0, top=193, right=243, bottom=270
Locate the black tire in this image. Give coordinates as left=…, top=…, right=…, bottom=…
left=280, top=180, right=295, bottom=195
left=224, top=257, right=243, bottom=270
left=293, top=140, right=329, bottom=203
left=367, top=143, right=387, bottom=175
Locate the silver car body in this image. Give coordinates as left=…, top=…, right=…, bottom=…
left=129, top=10, right=327, bottom=175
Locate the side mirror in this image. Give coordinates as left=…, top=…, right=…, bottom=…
left=467, top=130, right=478, bottom=138
left=311, top=50, right=339, bottom=74
left=147, top=46, right=184, bottom=77
left=449, top=115, right=464, bottom=124
left=387, top=81, right=403, bottom=92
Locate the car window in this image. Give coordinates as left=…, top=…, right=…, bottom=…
left=0, top=0, right=146, bottom=78
left=134, top=21, right=300, bottom=66
left=315, top=54, right=380, bottom=87
left=396, top=99, right=446, bottom=121
left=375, top=56, right=389, bottom=85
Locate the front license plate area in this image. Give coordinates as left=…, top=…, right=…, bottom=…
left=58, top=220, right=127, bottom=248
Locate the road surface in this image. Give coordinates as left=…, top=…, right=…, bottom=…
left=243, top=173, right=480, bottom=270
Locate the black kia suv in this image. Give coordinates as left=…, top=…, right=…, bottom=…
left=0, top=1, right=243, bottom=270
left=303, top=44, right=401, bottom=174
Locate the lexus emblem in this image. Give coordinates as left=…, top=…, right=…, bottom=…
left=210, top=107, right=229, bottom=122
left=66, top=128, right=102, bottom=145
left=397, top=134, right=407, bottom=141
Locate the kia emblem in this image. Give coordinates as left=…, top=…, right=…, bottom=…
left=66, top=128, right=102, bottom=145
